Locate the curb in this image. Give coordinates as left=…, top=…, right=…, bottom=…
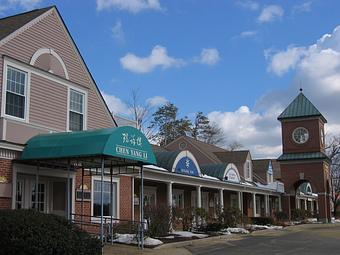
left=154, top=234, right=243, bottom=250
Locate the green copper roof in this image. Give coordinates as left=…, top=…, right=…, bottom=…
left=277, top=152, right=328, bottom=161
left=278, top=92, right=327, bottom=123
left=20, top=126, right=156, bottom=165
left=154, top=151, right=181, bottom=171
left=200, top=163, right=228, bottom=180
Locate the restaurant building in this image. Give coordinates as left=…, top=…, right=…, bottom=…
left=0, top=6, right=332, bottom=240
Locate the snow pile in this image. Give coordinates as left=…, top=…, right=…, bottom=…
left=202, top=174, right=219, bottom=180
left=113, top=234, right=163, bottom=246
left=249, top=225, right=283, bottom=231
left=226, top=227, right=249, bottom=234
left=172, top=231, right=208, bottom=238
left=306, top=218, right=319, bottom=223
left=331, top=218, right=340, bottom=223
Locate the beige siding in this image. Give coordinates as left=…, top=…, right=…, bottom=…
left=0, top=8, right=115, bottom=145
left=29, top=73, right=67, bottom=130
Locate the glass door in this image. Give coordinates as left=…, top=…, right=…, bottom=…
left=31, top=182, right=46, bottom=212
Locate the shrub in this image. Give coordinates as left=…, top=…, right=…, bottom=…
left=193, top=207, right=208, bottom=229
left=205, top=222, right=223, bottom=232
left=172, top=207, right=194, bottom=231
left=251, top=217, right=274, bottom=225
left=144, top=204, right=171, bottom=237
left=274, top=211, right=288, bottom=222
left=218, top=207, right=242, bottom=228
left=0, top=209, right=101, bottom=255
left=291, top=209, right=312, bottom=221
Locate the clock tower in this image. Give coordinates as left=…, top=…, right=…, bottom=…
left=277, top=91, right=331, bottom=222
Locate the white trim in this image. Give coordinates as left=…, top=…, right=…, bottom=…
left=171, top=150, right=202, bottom=177
left=30, top=48, right=69, bottom=79
left=1, top=64, right=30, bottom=123
left=67, top=87, right=88, bottom=131
left=0, top=8, right=54, bottom=47
left=224, top=163, right=241, bottom=183
left=90, top=176, right=120, bottom=222
left=0, top=141, right=25, bottom=151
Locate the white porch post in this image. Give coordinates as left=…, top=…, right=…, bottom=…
left=238, top=191, right=243, bottom=212
left=304, top=199, right=307, bottom=210
left=167, top=182, right=173, bottom=207
left=278, top=196, right=282, bottom=211
left=196, top=186, right=202, bottom=208
left=311, top=200, right=314, bottom=213
left=252, top=193, right=256, bottom=217
left=219, top=189, right=224, bottom=212
left=265, top=195, right=269, bottom=216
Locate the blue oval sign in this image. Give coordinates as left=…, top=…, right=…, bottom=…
left=174, top=156, right=200, bottom=176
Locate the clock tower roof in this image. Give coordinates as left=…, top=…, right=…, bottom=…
left=278, top=92, right=327, bottom=123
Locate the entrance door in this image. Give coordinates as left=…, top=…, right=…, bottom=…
left=51, top=181, right=67, bottom=216
left=31, top=181, right=47, bottom=212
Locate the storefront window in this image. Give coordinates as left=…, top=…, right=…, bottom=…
left=93, top=180, right=117, bottom=217
left=172, top=189, right=184, bottom=208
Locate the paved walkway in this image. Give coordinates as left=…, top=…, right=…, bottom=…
left=104, top=224, right=340, bottom=255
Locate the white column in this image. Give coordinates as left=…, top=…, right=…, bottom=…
left=196, top=186, right=202, bottom=208
left=238, top=191, right=243, bottom=212
left=304, top=199, right=307, bottom=210
left=167, top=182, right=173, bottom=207
left=265, top=195, right=269, bottom=216
left=311, top=200, right=314, bottom=214
left=219, top=189, right=224, bottom=212
left=252, top=193, right=256, bottom=217
left=278, top=196, right=282, bottom=211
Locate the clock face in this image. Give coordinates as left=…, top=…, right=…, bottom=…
left=292, top=127, right=309, bottom=144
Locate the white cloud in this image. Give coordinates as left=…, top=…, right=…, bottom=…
left=0, top=0, right=41, bottom=13
left=120, top=45, right=185, bottom=73
left=196, top=48, right=220, bottom=66
left=112, top=20, right=125, bottom=43
left=146, top=96, right=168, bottom=106
left=258, top=5, right=284, bottom=23
left=239, top=30, right=258, bottom=38
left=101, top=91, right=129, bottom=115
left=208, top=105, right=282, bottom=158
left=292, top=1, right=312, bottom=13
left=96, top=0, right=162, bottom=13
left=265, top=46, right=308, bottom=76
left=235, top=0, right=259, bottom=11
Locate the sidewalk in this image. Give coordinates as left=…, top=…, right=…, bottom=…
left=104, top=234, right=244, bottom=255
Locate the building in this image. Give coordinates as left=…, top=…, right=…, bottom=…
left=277, top=91, right=331, bottom=222
left=0, top=6, right=332, bottom=241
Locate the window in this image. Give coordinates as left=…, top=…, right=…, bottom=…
left=143, top=187, right=157, bottom=207
left=69, top=89, right=84, bottom=131
left=93, top=180, right=117, bottom=217
left=172, top=189, right=184, bottom=208
left=245, top=160, right=251, bottom=180
left=16, top=180, right=24, bottom=209
left=31, top=183, right=46, bottom=212
left=5, top=66, right=27, bottom=119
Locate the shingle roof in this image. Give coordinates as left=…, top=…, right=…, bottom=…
left=200, top=163, right=228, bottom=180
left=214, top=150, right=250, bottom=164
left=252, top=159, right=270, bottom=175
left=277, top=152, right=329, bottom=161
left=278, top=92, right=327, bottom=123
left=0, top=6, right=54, bottom=41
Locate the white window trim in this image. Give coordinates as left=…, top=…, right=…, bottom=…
left=91, top=176, right=120, bottom=222
left=30, top=48, right=69, bottom=79
left=172, top=189, right=184, bottom=209
left=1, top=61, right=31, bottom=123
left=144, top=186, right=157, bottom=206
left=244, top=160, right=252, bottom=181
left=67, top=86, right=88, bottom=131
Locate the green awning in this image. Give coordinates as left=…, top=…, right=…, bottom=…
left=20, top=126, right=156, bottom=165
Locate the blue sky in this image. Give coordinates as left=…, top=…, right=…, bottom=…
left=1, top=0, right=340, bottom=158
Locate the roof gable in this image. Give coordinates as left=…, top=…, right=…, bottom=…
left=0, top=6, right=53, bottom=41
left=278, top=92, right=327, bottom=123
left=214, top=150, right=250, bottom=164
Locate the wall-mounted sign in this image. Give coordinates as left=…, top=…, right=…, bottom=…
left=75, top=190, right=91, bottom=201
left=175, top=156, right=200, bottom=177
left=225, top=168, right=240, bottom=183
left=0, top=176, right=8, bottom=183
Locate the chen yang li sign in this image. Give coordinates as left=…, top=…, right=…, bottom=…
left=174, top=156, right=200, bottom=177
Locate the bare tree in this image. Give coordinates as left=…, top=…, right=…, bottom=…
left=227, top=141, right=244, bottom=151
left=326, top=135, right=340, bottom=217
left=126, top=89, right=157, bottom=139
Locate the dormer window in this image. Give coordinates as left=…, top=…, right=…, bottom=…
left=245, top=160, right=251, bottom=180
left=267, top=161, right=274, bottom=183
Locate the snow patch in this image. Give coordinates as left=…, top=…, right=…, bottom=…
left=249, top=225, right=283, bottom=230
left=226, top=227, right=250, bottom=234
left=202, top=174, right=220, bottom=180
left=113, top=234, right=163, bottom=246
left=172, top=231, right=208, bottom=238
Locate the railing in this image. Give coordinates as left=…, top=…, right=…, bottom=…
left=71, top=213, right=144, bottom=246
